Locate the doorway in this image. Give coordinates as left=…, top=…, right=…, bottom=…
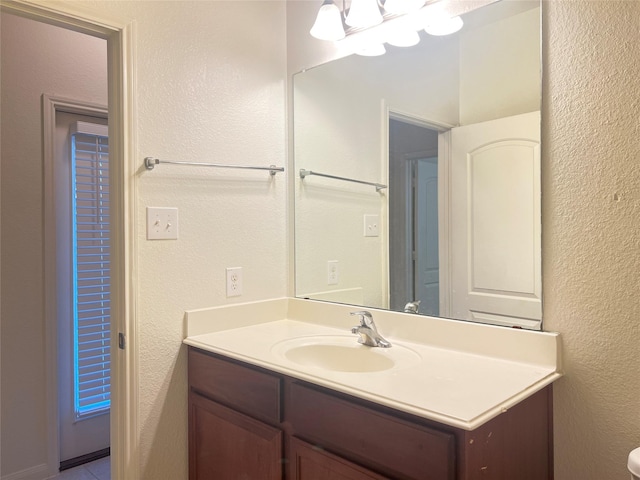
left=6, top=12, right=110, bottom=470
left=0, top=3, right=134, bottom=479
left=54, top=107, right=111, bottom=469
left=388, top=118, right=440, bottom=315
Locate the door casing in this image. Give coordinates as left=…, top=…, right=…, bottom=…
left=1, top=1, right=138, bottom=478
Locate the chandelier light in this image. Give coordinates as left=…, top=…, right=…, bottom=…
left=424, top=14, right=464, bottom=36
left=345, top=0, right=383, bottom=29
left=310, top=0, right=346, bottom=41
left=309, top=0, right=480, bottom=56
left=386, top=29, right=421, bottom=47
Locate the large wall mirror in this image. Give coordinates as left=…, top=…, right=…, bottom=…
left=294, top=0, right=542, bottom=329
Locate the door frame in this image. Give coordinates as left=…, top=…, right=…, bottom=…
left=0, top=1, right=138, bottom=478
left=44, top=96, right=110, bottom=464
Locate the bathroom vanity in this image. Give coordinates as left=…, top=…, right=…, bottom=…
left=184, top=298, right=561, bottom=480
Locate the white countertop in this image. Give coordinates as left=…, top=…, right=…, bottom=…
left=183, top=298, right=562, bottom=431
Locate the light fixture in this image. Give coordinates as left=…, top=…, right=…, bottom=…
left=310, top=0, right=346, bottom=41
left=383, top=0, right=425, bottom=15
left=309, top=0, right=473, bottom=56
left=424, top=14, right=464, bottom=36
left=345, top=0, right=383, bottom=29
left=386, top=29, right=420, bottom=47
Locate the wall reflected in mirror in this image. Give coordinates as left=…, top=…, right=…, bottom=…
left=294, top=0, right=542, bottom=329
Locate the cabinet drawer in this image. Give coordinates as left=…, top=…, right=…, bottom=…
left=188, top=347, right=281, bottom=424
left=288, top=382, right=455, bottom=480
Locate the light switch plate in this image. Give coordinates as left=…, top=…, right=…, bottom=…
left=147, top=207, right=178, bottom=240
left=327, top=260, right=339, bottom=285
left=364, top=214, right=379, bottom=237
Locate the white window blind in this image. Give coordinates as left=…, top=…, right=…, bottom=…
left=70, top=122, right=110, bottom=419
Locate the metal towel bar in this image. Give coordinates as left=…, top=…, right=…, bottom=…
left=299, top=169, right=387, bottom=192
left=144, top=157, right=284, bottom=176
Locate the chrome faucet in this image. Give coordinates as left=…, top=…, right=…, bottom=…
left=404, top=301, right=421, bottom=314
left=350, top=311, right=391, bottom=348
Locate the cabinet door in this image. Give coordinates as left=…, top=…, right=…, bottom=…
left=189, top=392, right=282, bottom=480
left=290, top=437, right=388, bottom=480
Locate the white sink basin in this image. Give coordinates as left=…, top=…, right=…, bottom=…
left=270, top=335, right=421, bottom=373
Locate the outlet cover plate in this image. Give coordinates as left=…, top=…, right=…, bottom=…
left=226, top=267, right=243, bottom=297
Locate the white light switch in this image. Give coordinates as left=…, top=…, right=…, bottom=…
left=327, top=260, right=339, bottom=285
left=147, top=207, right=178, bottom=240
left=364, top=214, right=379, bottom=237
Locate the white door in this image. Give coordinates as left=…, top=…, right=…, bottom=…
left=450, top=111, right=541, bottom=328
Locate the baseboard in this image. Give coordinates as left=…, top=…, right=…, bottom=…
left=59, top=448, right=110, bottom=471
left=1, top=464, right=50, bottom=480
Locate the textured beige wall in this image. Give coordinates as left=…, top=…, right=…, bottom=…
left=543, top=1, right=640, bottom=478
left=103, top=2, right=288, bottom=478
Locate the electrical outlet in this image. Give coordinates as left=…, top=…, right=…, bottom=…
left=327, top=260, right=339, bottom=285
left=364, top=214, right=379, bottom=237
left=226, top=267, right=243, bottom=297
left=147, top=207, right=178, bottom=240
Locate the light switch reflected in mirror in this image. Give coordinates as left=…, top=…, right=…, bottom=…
left=294, top=0, right=543, bottom=330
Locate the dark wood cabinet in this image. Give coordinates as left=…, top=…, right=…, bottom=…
left=189, top=391, right=282, bottom=480
left=289, top=437, right=387, bottom=480
left=288, top=382, right=455, bottom=479
left=188, top=347, right=553, bottom=480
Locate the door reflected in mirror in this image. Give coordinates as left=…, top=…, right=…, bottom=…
left=294, top=0, right=542, bottom=329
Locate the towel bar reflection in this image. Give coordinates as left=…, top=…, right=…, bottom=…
left=144, top=157, right=285, bottom=176
left=299, top=169, right=387, bottom=192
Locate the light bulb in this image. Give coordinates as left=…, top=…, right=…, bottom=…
left=424, top=15, right=463, bottom=36
left=345, top=0, right=383, bottom=29
left=386, top=29, right=420, bottom=47
left=310, top=0, right=346, bottom=41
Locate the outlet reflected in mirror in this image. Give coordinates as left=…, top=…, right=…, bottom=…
left=294, top=0, right=542, bottom=329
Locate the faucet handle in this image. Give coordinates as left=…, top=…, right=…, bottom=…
left=350, top=310, right=373, bottom=326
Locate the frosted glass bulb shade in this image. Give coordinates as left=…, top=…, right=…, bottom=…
left=384, top=0, right=425, bottom=15
left=386, top=29, right=420, bottom=47
left=424, top=15, right=463, bottom=36
left=310, top=1, right=346, bottom=41
left=345, top=0, right=383, bottom=29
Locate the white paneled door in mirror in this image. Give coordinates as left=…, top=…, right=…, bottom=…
left=450, top=112, right=541, bottom=329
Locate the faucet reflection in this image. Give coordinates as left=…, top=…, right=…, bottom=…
left=404, top=301, right=421, bottom=314
left=350, top=311, right=391, bottom=348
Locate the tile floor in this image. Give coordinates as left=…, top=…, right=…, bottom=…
left=48, top=456, right=110, bottom=480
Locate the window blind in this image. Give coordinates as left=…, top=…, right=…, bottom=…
left=71, top=122, right=110, bottom=419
